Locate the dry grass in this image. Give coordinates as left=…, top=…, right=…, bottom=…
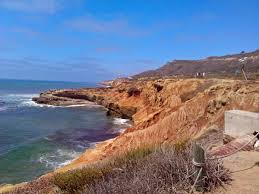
left=53, top=144, right=231, bottom=194
left=6, top=176, right=54, bottom=194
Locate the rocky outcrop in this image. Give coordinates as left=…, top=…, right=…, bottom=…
left=32, top=91, right=97, bottom=107
left=6, top=78, right=258, bottom=193
left=56, top=78, right=259, bottom=173
left=33, top=78, right=217, bottom=122
left=33, top=78, right=259, bottom=170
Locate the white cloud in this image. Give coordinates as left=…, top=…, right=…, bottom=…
left=0, top=0, right=63, bottom=14
left=66, top=15, right=149, bottom=37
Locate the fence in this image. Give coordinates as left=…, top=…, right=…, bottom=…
left=190, top=131, right=259, bottom=193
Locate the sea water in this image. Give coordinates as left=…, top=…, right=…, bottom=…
left=0, top=79, right=131, bottom=184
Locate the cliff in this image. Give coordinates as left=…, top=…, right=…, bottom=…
left=4, top=78, right=258, bottom=193
left=32, top=78, right=259, bottom=171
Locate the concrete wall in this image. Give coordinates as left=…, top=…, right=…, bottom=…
left=225, top=110, right=259, bottom=138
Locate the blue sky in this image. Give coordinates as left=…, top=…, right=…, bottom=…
left=0, top=0, right=259, bottom=82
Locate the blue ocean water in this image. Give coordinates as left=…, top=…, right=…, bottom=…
left=0, top=79, right=131, bottom=184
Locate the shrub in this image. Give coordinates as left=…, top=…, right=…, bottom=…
left=117, top=88, right=126, bottom=93
left=53, top=166, right=112, bottom=194
left=53, top=144, right=231, bottom=194
left=53, top=146, right=154, bottom=194
left=153, top=83, right=163, bottom=92
left=127, top=87, right=141, bottom=97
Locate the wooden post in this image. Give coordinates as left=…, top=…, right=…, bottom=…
left=241, top=68, right=248, bottom=81
left=193, top=143, right=205, bottom=192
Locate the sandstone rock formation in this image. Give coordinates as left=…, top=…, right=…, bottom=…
left=33, top=78, right=259, bottom=172
left=3, top=78, right=258, bottom=193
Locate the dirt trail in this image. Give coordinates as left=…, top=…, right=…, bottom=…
left=216, top=151, right=259, bottom=194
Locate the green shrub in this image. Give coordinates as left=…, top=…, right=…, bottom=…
left=53, top=144, right=231, bottom=194
left=121, top=146, right=154, bottom=161
left=53, top=146, right=154, bottom=194
left=53, top=166, right=111, bottom=194
left=174, top=139, right=189, bottom=152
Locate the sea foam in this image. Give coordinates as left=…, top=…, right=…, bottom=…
left=0, top=106, right=7, bottom=112
left=38, top=149, right=81, bottom=169
left=112, top=118, right=132, bottom=133
left=113, top=118, right=132, bottom=126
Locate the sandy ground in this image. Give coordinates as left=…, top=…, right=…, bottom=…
left=216, top=151, right=259, bottom=194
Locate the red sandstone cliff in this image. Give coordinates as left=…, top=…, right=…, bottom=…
left=2, top=78, right=258, bottom=193
left=32, top=78, right=259, bottom=172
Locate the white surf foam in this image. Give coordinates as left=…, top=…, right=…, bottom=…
left=20, top=100, right=55, bottom=108
left=112, top=118, right=132, bottom=134
left=38, top=149, right=81, bottom=169
left=65, top=104, right=101, bottom=108
left=2, top=93, right=101, bottom=109
left=0, top=106, right=7, bottom=112
left=20, top=99, right=100, bottom=108
left=6, top=94, right=38, bottom=98
left=113, top=118, right=132, bottom=126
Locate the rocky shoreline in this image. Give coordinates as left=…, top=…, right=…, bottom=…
left=32, top=87, right=138, bottom=120
left=2, top=77, right=259, bottom=193
left=32, top=78, right=259, bottom=164
left=32, top=90, right=97, bottom=106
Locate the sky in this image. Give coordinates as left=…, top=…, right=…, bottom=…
left=0, top=0, right=259, bottom=82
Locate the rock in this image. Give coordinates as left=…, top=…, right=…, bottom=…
left=153, top=83, right=163, bottom=92
left=15, top=78, right=259, bottom=193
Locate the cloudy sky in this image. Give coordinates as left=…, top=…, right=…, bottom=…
left=0, top=0, right=259, bottom=82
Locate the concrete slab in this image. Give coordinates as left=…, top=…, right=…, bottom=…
left=225, top=110, right=259, bottom=138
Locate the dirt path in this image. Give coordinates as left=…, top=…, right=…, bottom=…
left=217, top=151, right=259, bottom=194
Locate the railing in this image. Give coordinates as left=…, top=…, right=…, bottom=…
left=189, top=131, right=259, bottom=193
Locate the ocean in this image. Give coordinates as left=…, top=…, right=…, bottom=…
left=0, top=79, right=131, bottom=184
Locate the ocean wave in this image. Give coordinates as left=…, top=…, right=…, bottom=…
left=65, top=104, right=101, bottom=108
left=113, top=118, right=132, bottom=126
left=20, top=99, right=100, bottom=108
left=88, top=141, right=100, bottom=148
left=3, top=94, right=38, bottom=103
left=0, top=106, right=7, bottom=112
left=1, top=93, right=62, bottom=109
left=38, top=149, right=81, bottom=169
left=6, top=94, right=38, bottom=98
left=20, top=101, right=101, bottom=108
left=1, top=93, right=38, bottom=107
left=112, top=118, right=132, bottom=134
left=19, top=100, right=55, bottom=108
left=2, top=93, right=101, bottom=109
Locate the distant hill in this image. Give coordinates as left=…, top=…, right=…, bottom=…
left=133, top=49, right=259, bottom=78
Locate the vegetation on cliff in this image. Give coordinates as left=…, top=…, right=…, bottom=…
left=53, top=144, right=231, bottom=194
left=9, top=78, right=258, bottom=194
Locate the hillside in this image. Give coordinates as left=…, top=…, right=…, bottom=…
left=133, top=50, right=259, bottom=78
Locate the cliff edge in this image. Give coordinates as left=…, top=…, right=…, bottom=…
left=3, top=78, right=259, bottom=193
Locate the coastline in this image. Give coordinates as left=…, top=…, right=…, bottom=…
left=32, top=78, right=259, bottom=172
left=1, top=77, right=259, bottom=193
left=0, top=80, right=133, bottom=191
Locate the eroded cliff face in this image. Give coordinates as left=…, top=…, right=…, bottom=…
left=33, top=78, right=259, bottom=172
